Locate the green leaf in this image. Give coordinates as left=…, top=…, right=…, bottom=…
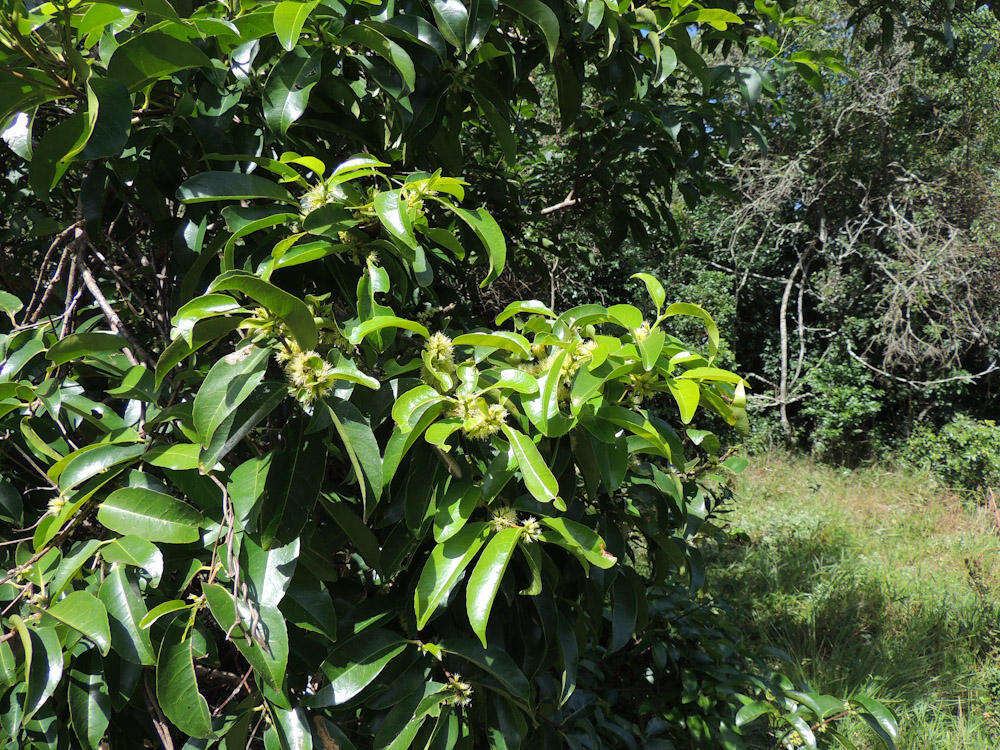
left=59, top=443, right=146, bottom=492
left=433, top=199, right=506, bottom=286
left=259, top=421, right=327, bottom=547
left=28, top=85, right=99, bottom=196
left=631, top=272, right=665, bottom=311
left=539, top=517, right=616, bottom=569
left=467, top=527, right=521, bottom=646
left=139, top=600, right=190, bottom=629
left=264, top=49, right=322, bottom=133
left=156, top=630, right=212, bottom=739
left=499, top=424, right=558, bottom=503
left=415, top=522, right=489, bottom=629
left=374, top=189, right=419, bottom=250
left=98, top=565, right=155, bottom=665
left=495, top=300, right=556, bottom=325
left=453, top=332, right=531, bottom=359
left=339, top=24, right=417, bottom=93
left=208, top=271, right=318, bottom=350
left=433, top=484, right=480, bottom=542
left=666, top=377, right=699, bottom=423
left=392, top=385, right=446, bottom=429
left=735, top=700, right=775, bottom=728
left=23, top=625, right=64, bottom=723
left=193, top=346, right=269, bottom=447
left=274, top=1, right=319, bottom=50
left=68, top=653, right=112, bottom=750
left=155, top=317, right=242, bottom=387
left=439, top=638, right=531, bottom=702
left=107, top=31, right=211, bottom=91
left=282, top=575, right=338, bottom=641
left=79, top=77, right=132, bottom=159
left=241, top=536, right=300, bottom=608
left=40, top=591, right=111, bottom=656
left=46, top=332, right=127, bottom=365
left=0, top=290, right=23, bottom=322
left=664, top=302, right=719, bottom=358
left=170, top=294, right=243, bottom=342
left=269, top=705, right=314, bottom=750
left=97, top=487, right=204, bottom=543
left=428, top=0, right=469, bottom=49
left=503, top=0, right=559, bottom=60
left=177, top=172, right=297, bottom=204
left=318, top=629, right=408, bottom=705
left=321, top=496, right=381, bottom=570
left=348, top=315, right=430, bottom=346
left=675, top=7, right=743, bottom=29
left=203, top=583, right=289, bottom=690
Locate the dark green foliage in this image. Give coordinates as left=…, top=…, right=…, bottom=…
left=901, top=415, right=1000, bottom=496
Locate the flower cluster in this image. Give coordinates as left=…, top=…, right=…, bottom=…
left=628, top=370, right=658, bottom=405
left=489, top=506, right=519, bottom=532
left=442, top=674, right=473, bottom=707
left=521, top=516, right=542, bottom=542
left=283, top=349, right=338, bottom=406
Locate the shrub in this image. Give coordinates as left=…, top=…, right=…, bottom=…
left=0, top=0, right=901, bottom=746
left=902, top=415, right=1000, bottom=495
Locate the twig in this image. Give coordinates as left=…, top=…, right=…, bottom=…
left=144, top=674, right=175, bottom=750
left=75, top=234, right=154, bottom=367
left=539, top=190, right=579, bottom=215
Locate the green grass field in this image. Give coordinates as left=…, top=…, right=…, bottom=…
left=709, top=452, right=1000, bottom=749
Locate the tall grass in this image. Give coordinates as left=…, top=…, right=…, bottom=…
left=708, top=452, right=1000, bottom=748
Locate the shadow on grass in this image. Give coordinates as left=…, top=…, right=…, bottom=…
left=705, top=524, right=1000, bottom=708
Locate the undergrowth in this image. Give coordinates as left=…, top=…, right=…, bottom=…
left=708, top=452, right=1000, bottom=749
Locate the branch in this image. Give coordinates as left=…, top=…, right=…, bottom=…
left=539, top=190, right=579, bottom=215
left=844, top=342, right=998, bottom=388
left=75, top=233, right=155, bottom=367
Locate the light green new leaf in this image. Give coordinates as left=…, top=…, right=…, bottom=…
left=453, top=332, right=531, bottom=359
left=97, top=487, right=204, bottom=544
left=495, top=299, right=556, bottom=325
left=208, top=271, right=318, bottom=350
left=499, top=424, right=558, bottom=503
left=415, top=522, right=489, bottom=629
left=631, top=272, right=665, bottom=311
left=392, top=385, right=446, bottom=429
left=347, top=315, right=429, bottom=346
left=274, top=1, right=319, bottom=50
left=467, top=527, right=521, bottom=646
left=663, top=302, right=719, bottom=358
left=374, top=189, right=419, bottom=250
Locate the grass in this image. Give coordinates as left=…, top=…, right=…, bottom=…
left=707, top=451, right=1000, bottom=749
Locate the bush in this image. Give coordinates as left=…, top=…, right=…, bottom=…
left=901, top=415, right=1000, bottom=495
left=0, top=0, right=902, bottom=746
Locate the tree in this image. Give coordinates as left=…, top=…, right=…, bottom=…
left=1, top=0, right=902, bottom=747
